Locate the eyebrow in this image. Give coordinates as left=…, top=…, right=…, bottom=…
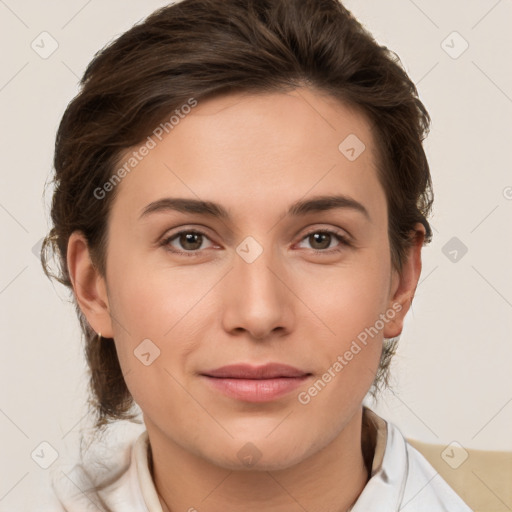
left=139, top=194, right=370, bottom=221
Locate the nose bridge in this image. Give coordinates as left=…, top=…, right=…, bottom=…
left=222, top=236, right=292, bottom=338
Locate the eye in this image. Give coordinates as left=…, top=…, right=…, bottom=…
left=296, top=229, right=351, bottom=254
left=161, top=229, right=216, bottom=256
left=160, top=227, right=351, bottom=257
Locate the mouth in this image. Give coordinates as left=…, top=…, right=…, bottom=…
left=200, top=363, right=312, bottom=402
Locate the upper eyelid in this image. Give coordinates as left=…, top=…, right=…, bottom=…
left=300, top=226, right=350, bottom=239
left=162, top=221, right=351, bottom=238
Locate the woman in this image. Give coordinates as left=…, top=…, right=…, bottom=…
left=39, top=0, right=473, bottom=510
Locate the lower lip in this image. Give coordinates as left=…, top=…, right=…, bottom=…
left=201, top=376, right=310, bottom=402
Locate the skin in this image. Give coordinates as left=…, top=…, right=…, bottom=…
left=67, top=87, right=425, bottom=512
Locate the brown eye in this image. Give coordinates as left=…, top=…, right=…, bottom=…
left=177, top=232, right=204, bottom=251
left=297, top=229, right=351, bottom=253
left=308, top=232, right=333, bottom=250
left=162, top=229, right=215, bottom=255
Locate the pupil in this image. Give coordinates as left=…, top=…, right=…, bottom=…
left=311, top=233, right=330, bottom=249
left=181, top=233, right=202, bottom=250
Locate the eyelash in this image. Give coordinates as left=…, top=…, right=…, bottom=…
left=160, top=228, right=352, bottom=257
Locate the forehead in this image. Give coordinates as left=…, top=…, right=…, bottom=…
left=110, top=87, right=385, bottom=226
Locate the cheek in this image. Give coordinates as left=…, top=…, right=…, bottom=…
left=108, top=250, right=211, bottom=338
left=307, top=256, right=391, bottom=337
left=105, top=257, right=216, bottom=402
left=296, top=251, right=390, bottom=386
left=296, top=266, right=387, bottom=408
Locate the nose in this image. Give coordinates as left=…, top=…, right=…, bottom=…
left=221, top=244, right=294, bottom=341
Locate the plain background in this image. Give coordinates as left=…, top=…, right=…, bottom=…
left=1, top=0, right=511, bottom=507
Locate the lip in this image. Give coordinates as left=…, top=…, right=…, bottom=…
left=202, top=363, right=309, bottom=379
left=200, top=363, right=312, bottom=402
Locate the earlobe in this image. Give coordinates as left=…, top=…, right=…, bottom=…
left=67, top=231, right=114, bottom=338
left=383, top=224, right=426, bottom=339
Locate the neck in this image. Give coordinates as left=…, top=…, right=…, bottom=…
left=148, top=407, right=371, bottom=512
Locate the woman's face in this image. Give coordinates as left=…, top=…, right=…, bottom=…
left=75, top=87, right=420, bottom=470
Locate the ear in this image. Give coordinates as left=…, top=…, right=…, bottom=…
left=383, top=223, right=426, bottom=338
left=67, top=231, right=114, bottom=338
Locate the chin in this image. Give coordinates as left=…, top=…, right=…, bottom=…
left=202, top=436, right=314, bottom=472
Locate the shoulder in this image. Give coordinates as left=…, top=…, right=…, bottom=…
left=349, top=408, right=474, bottom=512
left=389, top=421, right=474, bottom=512
left=13, top=423, right=149, bottom=512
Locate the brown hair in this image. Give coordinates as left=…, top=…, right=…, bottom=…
left=42, top=0, right=433, bottom=430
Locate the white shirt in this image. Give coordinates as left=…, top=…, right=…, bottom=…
left=23, top=407, right=473, bottom=511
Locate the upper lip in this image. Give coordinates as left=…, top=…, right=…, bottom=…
left=201, top=363, right=310, bottom=379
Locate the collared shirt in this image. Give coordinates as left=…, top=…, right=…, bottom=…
left=26, top=407, right=473, bottom=511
